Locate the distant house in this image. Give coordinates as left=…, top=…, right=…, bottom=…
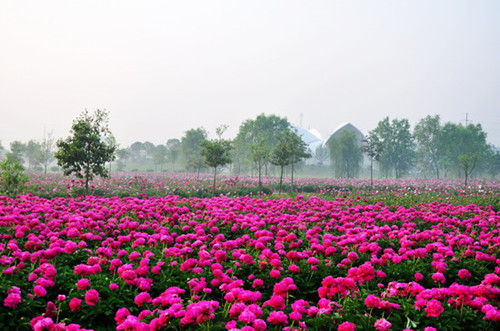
left=290, top=125, right=324, bottom=165
left=325, top=122, right=365, bottom=146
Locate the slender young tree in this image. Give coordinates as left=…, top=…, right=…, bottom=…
left=363, top=134, right=383, bottom=186
left=55, top=109, right=116, bottom=193
left=200, top=139, right=232, bottom=194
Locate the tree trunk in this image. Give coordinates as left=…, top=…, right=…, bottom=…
left=370, top=159, right=373, bottom=187
left=279, top=165, right=284, bottom=193
left=213, top=166, right=217, bottom=194
left=85, top=177, right=89, bottom=195
left=291, top=162, right=294, bottom=187
left=258, top=161, right=262, bottom=188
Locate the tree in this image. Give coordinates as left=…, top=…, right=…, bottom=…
left=250, top=138, right=267, bottom=187
left=200, top=139, right=232, bottom=193
left=129, top=142, right=145, bottom=162
left=413, top=115, right=443, bottom=178
left=288, top=129, right=311, bottom=186
left=440, top=123, right=489, bottom=179
left=180, top=128, right=207, bottom=175
left=25, top=140, right=42, bottom=170
left=115, top=148, right=129, bottom=171
left=363, top=133, right=383, bottom=186
left=9, top=141, right=26, bottom=164
left=55, top=109, right=116, bottom=193
left=0, top=154, right=29, bottom=196
left=234, top=114, right=291, bottom=175
left=313, top=145, right=329, bottom=166
left=484, top=147, right=499, bottom=179
left=37, top=132, right=55, bottom=174
left=166, top=139, right=181, bottom=171
left=458, top=153, right=478, bottom=186
left=371, top=117, right=414, bottom=178
left=269, top=129, right=310, bottom=191
left=328, top=130, right=363, bottom=178
left=152, top=145, right=168, bottom=171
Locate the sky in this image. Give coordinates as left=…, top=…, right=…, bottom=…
left=1, top=0, right=499, bottom=147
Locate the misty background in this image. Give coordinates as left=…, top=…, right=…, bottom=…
left=1, top=0, right=499, bottom=146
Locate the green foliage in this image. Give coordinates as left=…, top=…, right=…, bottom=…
left=9, top=140, right=26, bottom=164
left=370, top=117, right=415, bottom=178
left=413, top=115, right=444, bottom=178
left=180, top=128, right=207, bottom=173
left=0, top=154, right=29, bottom=196
left=234, top=113, right=291, bottom=173
left=440, top=123, right=490, bottom=179
left=55, top=109, right=116, bottom=192
left=270, top=129, right=311, bottom=190
left=328, top=130, right=363, bottom=178
left=200, top=138, right=232, bottom=192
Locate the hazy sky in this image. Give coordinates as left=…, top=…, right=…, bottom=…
left=1, top=0, right=499, bottom=147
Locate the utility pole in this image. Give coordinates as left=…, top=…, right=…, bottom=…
left=465, top=113, right=469, bottom=126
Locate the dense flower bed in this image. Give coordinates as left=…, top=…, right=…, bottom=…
left=24, top=172, right=500, bottom=200
left=0, top=194, right=499, bottom=330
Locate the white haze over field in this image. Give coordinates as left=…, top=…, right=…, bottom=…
left=1, top=0, right=499, bottom=146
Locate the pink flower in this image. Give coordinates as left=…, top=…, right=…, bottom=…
left=69, top=298, right=81, bottom=312
left=425, top=299, right=444, bottom=318
left=338, top=321, right=356, bottom=331
left=414, top=273, right=424, bottom=282
left=267, top=311, right=288, bottom=325
left=33, top=285, right=47, bottom=297
left=134, top=292, right=152, bottom=307
left=84, top=289, right=100, bottom=306
left=239, top=308, right=257, bottom=324
left=76, top=278, right=90, bottom=290
left=458, top=269, right=471, bottom=280
left=109, top=283, right=119, bottom=290
left=4, top=292, right=21, bottom=308
left=374, top=318, right=391, bottom=331
left=431, top=272, right=446, bottom=285
left=270, top=270, right=281, bottom=279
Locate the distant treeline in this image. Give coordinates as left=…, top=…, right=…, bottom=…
left=1, top=114, right=498, bottom=182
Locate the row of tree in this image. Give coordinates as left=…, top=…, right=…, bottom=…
left=1, top=112, right=498, bottom=188
left=330, top=115, right=498, bottom=185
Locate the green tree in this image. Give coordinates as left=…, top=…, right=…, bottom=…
left=9, top=141, right=26, bottom=164
left=371, top=117, right=414, bottom=178
left=363, top=133, right=383, bottom=186
left=484, top=147, right=499, bottom=179
left=413, top=115, right=444, bottom=178
left=152, top=144, right=168, bottom=171
left=250, top=138, right=267, bottom=187
left=440, top=123, right=489, bottom=179
left=458, top=153, right=478, bottom=186
left=269, top=129, right=310, bottom=191
left=313, top=145, right=329, bottom=166
left=25, top=140, right=42, bottom=170
left=180, top=128, right=207, bottom=175
left=115, top=148, right=129, bottom=171
left=200, top=138, right=232, bottom=193
left=234, top=114, right=291, bottom=175
left=0, top=154, right=29, bottom=196
left=55, top=109, right=116, bottom=193
left=166, top=139, right=181, bottom=171
left=288, top=129, right=311, bottom=186
left=37, top=132, right=55, bottom=174
left=328, top=130, right=363, bottom=178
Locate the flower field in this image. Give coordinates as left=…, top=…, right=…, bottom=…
left=0, top=192, right=499, bottom=330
